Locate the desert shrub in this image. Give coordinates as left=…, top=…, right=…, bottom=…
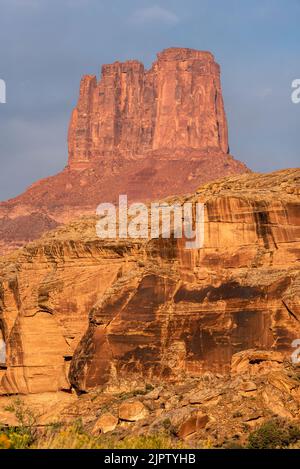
left=113, top=433, right=184, bottom=449
left=247, top=418, right=300, bottom=449
left=1, top=399, right=39, bottom=449
left=36, top=425, right=184, bottom=450
left=162, top=418, right=172, bottom=430
left=118, top=389, right=148, bottom=400
left=145, top=384, right=154, bottom=392
left=222, top=440, right=244, bottom=449
left=3, top=430, right=32, bottom=449
left=36, top=423, right=100, bottom=449
left=0, top=424, right=34, bottom=449
left=197, top=438, right=214, bottom=449
left=47, top=421, right=64, bottom=433
left=0, top=433, right=11, bottom=449
left=117, top=384, right=155, bottom=401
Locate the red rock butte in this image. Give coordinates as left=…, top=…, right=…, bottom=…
left=68, top=47, right=229, bottom=168
left=0, top=47, right=249, bottom=254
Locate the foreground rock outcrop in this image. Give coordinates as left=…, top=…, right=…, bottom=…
left=49, top=353, right=300, bottom=447
left=1, top=351, right=300, bottom=448
left=0, top=168, right=299, bottom=396
left=0, top=48, right=248, bottom=254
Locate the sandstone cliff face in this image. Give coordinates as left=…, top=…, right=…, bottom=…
left=0, top=48, right=248, bottom=254
left=0, top=236, right=140, bottom=394
left=68, top=48, right=228, bottom=167
left=0, top=169, right=299, bottom=395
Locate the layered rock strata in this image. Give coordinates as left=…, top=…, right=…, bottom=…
left=68, top=48, right=229, bottom=167
left=0, top=48, right=248, bottom=254
left=0, top=169, right=299, bottom=395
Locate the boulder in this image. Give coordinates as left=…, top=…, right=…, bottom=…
left=178, top=411, right=209, bottom=439
left=92, top=413, right=118, bottom=434
left=118, top=401, right=149, bottom=422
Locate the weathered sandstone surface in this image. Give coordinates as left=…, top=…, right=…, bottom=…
left=49, top=354, right=300, bottom=446
left=0, top=48, right=248, bottom=254
left=1, top=351, right=300, bottom=447
left=0, top=169, right=299, bottom=397
left=68, top=48, right=229, bottom=165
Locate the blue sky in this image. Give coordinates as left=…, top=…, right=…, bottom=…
left=0, top=0, right=299, bottom=200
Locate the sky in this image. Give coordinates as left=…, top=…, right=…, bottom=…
left=0, top=0, right=299, bottom=201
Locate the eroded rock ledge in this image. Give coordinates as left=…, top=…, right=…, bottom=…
left=0, top=168, right=299, bottom=395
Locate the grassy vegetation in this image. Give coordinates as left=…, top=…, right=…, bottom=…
left=0, top=421, right=185, bottom=450
left=21, top=424, right=185, bottom=449
left=0, top=398, right=38, bottom=449
left=36, top=428, right=184, bottom=450
left=247, top=418, right=300, bottom=449
left=0, top=400, right=183, bottom=449
left=1, top=399, right=300, bottom=450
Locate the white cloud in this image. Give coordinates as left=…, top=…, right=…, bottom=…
left=130, top=5, right=179, bottom=26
